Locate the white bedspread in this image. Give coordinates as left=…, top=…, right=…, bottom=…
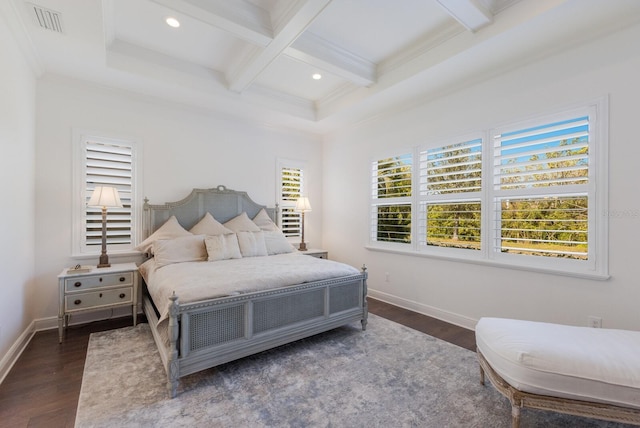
left=141, top=253, right=361, bottom=325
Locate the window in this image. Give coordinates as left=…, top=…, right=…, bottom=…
left=419, top=137, right=482, bottom=251
left=277, top=160, right=306, bottom=238
left=73, top=132, right=140, bottom=256
left=492, top=115, right=590, bottom=260
left=370, top=155, right=412, bottom=244
left=369, top=99, right=608, bottom=278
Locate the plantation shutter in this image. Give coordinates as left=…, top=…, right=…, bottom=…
left=492, top=115, right=590, bottom=259
left=84, top=140, right=133, bottom=247
left=420, top=138, right=482, bottom=195
left=371, top=155, right=412, bottom=244
left=418, top=138, right=482, bottom=250
left=493, top=117, right=589, bottom=190
left=280, top=167, right=303, bottom=237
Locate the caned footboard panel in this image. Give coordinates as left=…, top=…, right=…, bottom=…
left=173, top=275, right=366, bottom=379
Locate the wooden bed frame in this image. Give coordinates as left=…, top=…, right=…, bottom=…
left=142, top=186, right=368, bottom=398
left=477, top=350, right=640, bottom=428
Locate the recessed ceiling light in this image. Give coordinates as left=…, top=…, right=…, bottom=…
left=165, top=17, right=180, bottom=28
left=312, top=73, right=322, bottom=80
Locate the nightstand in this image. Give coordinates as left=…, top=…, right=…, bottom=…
left=301, top=248, right=328, bottom=259
left=58, top=262, right=138, bottom=343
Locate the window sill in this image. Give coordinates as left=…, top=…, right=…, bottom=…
left=364, top=245, right=610, bottom=281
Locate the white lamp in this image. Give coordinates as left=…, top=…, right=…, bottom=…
left=294, top=196, right=312, bottom=251
left=88, top=186, right=123, bottom=268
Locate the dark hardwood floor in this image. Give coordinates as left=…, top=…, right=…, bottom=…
left=0, top=299, right=475, bottom=427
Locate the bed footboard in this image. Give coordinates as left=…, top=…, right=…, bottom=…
left=147, top=269, right=368, bottom=398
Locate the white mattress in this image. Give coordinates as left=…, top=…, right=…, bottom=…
left=476, top=317, right=640, bottom=409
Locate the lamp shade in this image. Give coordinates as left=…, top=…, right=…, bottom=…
left=295, top=196, right=312, bottom=212
left=88, top=186, right=123, bottom=208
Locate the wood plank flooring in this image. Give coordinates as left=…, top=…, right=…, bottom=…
left=0, top=299, right=475, bottom=427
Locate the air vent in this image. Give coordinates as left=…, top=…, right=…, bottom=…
left=29, top=3, right=64, bottom=33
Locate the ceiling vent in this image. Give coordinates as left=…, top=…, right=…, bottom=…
left=29, top=3, right=64, bottom=33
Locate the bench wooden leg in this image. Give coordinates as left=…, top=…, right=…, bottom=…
left=511, top=404, right=521, bottom=428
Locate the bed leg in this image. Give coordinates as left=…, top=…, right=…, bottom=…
left=167, top=292, right=180, bottom=398
left=361, top=264, right=368, bottom=331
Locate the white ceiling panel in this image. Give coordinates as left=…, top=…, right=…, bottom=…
left=112, top=0, right=247, bottom=71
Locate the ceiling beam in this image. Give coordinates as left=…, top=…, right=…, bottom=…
left=227, top=0, right=333, bottom=93
left=435, top=0, right=493, bottom=32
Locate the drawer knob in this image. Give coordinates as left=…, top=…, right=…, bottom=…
left=74, top=281, right=82, bottom=287
left=119, top=277, right=125, bottom=282
left=99, top=277, right=103, bottom=282
left=119, top=293, right=126, bottom=299
left=74, top=299, right=82, bottom=305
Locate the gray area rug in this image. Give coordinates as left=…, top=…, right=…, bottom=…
left=75, top=314, right=635, bottom=427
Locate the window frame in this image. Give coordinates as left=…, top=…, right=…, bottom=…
left=367, top=98, right=609, bottom=279
left=370, top=152, right=414, bottom=250
left=72, top=129, right=142, bottom=258
left=417, top=133, right=485, bottom=259
left=277, top=158, right=307, bottom=239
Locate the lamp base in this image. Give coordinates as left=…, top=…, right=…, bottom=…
left=97, top=254, right=110, bottom=268
left=298, top=242, right=307, bottom=251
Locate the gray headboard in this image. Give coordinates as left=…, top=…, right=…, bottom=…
left=143, top=185, right=278, bottom=237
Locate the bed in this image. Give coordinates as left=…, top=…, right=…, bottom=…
left=139, top=186, right=368, bottom=398
left=476, top=317, right=640, bottom=427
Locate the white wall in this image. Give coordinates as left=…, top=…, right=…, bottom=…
left=0, top=13, right=37, bottom=360
left=33, top=76, right=323, bottom=323
left=323, top=23, right=640, bottom=331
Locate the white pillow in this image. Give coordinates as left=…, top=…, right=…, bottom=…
left=252, top=209, right=295, bottom=255
left=135, top=216, right=192, bottom=254
left=252, top=208, right=278, bottom=231
left=236, top=231, right=268, bottom=257
left=190, top=212, right=233, bottom=235
left=224, top=212, right=261, bottom=232
left=153, top=235, right=207, bottom=267
left=204, top=234, right=242, bottom=261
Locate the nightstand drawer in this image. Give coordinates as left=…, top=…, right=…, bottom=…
left=65, top=287, right=133, bottom=311
left=64, top=271, right=134, bottom=292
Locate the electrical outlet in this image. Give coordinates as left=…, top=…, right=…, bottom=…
left=588, top=316, right=602, bottom=328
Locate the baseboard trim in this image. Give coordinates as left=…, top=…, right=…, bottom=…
left=368, top=289, right=478, bottom=331
left=0, top=321, right=36, bottom=385
left=1, top=308, right=144, bottom=386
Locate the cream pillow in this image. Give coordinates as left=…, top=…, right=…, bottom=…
left=135, top=216, right=192, bottom=254
left=252, top=209, right=295, bottom=255
left=204, top=234, right=242, bottom=261
left=252, top=208, right=278, bottom=231
left=190, top=212, right=233, bottom=235
left=236, top=231, right=268, bottom=257
left=224, top=212, right=261, bottom=232
left=153, top=235, right=207, bottom=267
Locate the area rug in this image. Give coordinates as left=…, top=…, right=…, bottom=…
left=75, top=314, right=634, bottom=428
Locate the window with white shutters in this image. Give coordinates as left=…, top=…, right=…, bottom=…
left=492, top=113, right=591, bottom=260
left=73, top=133, right=140, bottom=256
left=278, top=162, right=305, bottom=238
left=368, top=98, right=608, bottom=278
left=371, top=155, right=412, bottom=244
left=418, top=137, right=482, bottom=251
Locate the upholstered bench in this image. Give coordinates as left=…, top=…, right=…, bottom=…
left=475, top=317, right=640, bottom=427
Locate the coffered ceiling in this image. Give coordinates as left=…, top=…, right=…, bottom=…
left=5, top=0, right=640, bottom=133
